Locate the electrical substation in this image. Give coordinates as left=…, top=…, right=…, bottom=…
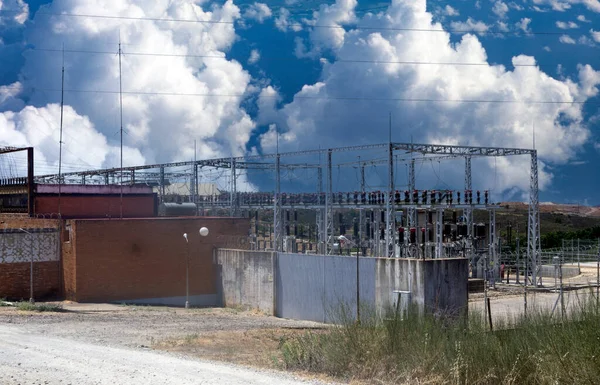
left=32, top=141, right=543, bottom=286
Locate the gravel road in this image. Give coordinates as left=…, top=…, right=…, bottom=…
left=0, top=324, right=327, bottom=385
left=0, top=305, right=331, bottom=385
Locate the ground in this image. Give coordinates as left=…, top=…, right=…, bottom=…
left=1, top=263, right=598, bottom=384
left=0, top=305, right=334, bottom=385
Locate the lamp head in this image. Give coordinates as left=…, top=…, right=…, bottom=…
left=199, top=227, right=209, bottom=237
left=183, top=233, right=188, bottom=242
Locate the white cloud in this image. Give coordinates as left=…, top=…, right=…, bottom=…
left=294, top=0, right=358, bottom=58
left=450, top=18, right=490, bottom=32
left=559, top=34, right=577, bottom=43
left=244, top=2, right=272, bottom=23
left=492, top=1, right=510, bottom=18
left=543, top=46, right=552, bottom=51
left=257, top=0, right=599, bottom=198
left=274, top=7, right=302, bottom=32
left=556, top=20, right=579, bottom=28
left=248, top=49, right=260, bottom=64
left=591, top=29, right=600, bottom=42
left=577, top=14, right=591, bottom=22
left=0, top=104, right=144, bottom=173
left=578, top=35, right=596, bottom=45
left=515, top=17, right=532, bottom=33
left=3, top=0, right=257, bottom=174
left=509, top=2, right=525, bottom=10
left=443, top=5, right=459, bottom=16
left=532, top=0, right=600, bottom=12
left=0, top=0, right=29, bottom=25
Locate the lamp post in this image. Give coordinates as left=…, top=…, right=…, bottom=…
left=183, top=227, right=209, bottom=309
left=19, top=228, right=34, bottom=303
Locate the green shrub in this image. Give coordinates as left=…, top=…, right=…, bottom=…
left=16, top=302, right=64, bottom=312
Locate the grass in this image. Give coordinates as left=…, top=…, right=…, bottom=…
left=16, top=302, right=64, bottom=312
left=279, top=300, right=600, bottom=384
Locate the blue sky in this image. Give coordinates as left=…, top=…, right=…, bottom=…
left=0, top=0, right=599, bottom=204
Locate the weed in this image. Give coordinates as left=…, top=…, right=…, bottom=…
left=280, top=298, right=600, bottom=384
left=16, top=302, right=64, bottom=312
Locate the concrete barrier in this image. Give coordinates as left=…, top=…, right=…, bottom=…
left=217, top=249, right=277, bottom=315
left=217, top=249, right=469, bottom=322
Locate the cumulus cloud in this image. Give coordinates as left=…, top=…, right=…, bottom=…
left=4, top=0, right=257, bottom=175
left=294, top=0, right=358, bottom=57
left=577, top=14, right=591, bottom=22
left=556, top=20, right=579, bottom=28
left=591, top=29, right=600, bottom=42
left=532, top=0, right=600, bottom=12
left=256, top=0, right=599, bottom=199
left=274, top=7, right=302, bottom=32
left=515, top=17, right=532, bottom=33
left=450, top=18, right=490, bottom=32
left=0, top=104, right=144, bottom=174
left=492, top=1, right=510, bottom=18
left=248, top=49, right=260, bottom=64
left=244, top=2, right=272, bottom=23
left=442, top=5, right=459, bottom=16
left=559, top=34, right=577, bottom=43
left=0, top=0, right=28, bottom=26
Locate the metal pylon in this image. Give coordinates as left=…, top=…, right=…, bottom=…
left=230, top=157, right=237, bottom=217
left=325, top=150, right=333, bottom=255
left=273, top=154, right=282, bottom=252
left=464, top=156, right=474, bottom=264
left=435, top=208, right=443, bottom=259
left=408, top=159, right=416, bottom=227
left=527, top=150, right=541, bottom=286
left=316, top=167, right=325, bottom=254
left=386, top=142, right=395, bottom=257
left=489, top=208, right=498, bottom=287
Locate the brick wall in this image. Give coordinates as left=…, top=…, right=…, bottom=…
left=35, top=195, right=156, bottom=218
left=0, top=261, right=60, bottom=301
left=68, top=217, right=250, bottom=303
left=0, top=216, right=63, bottom=300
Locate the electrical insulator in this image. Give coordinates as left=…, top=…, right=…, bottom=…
left=437, top=191, right=442, bottom=204
left=422, top=190, right=428, bottom=205
left=380, top=229, right=385, bottom=240
left=395, top=191, right=401, bottom=204
left=398, top=227, right=404, bottom=243
left=484, top=190, right=489, bottom=205
left=361, top=192, right=366, bottom=204
left=476, top=190, right=481, bottom=204
left=353, top=192, right=358, bottom=204
left=413, top=190, right=419, bottom=204
left=404, top=190, right=409, bottom=203
left=409, top=228, right=416, bottom=243
left=430, top=190, right=436, bottom=204
left=448, top=190, right=453, bottom=205
left=457, top=191, right=461, bottom=204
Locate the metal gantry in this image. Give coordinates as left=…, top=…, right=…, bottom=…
left=32, top=141, right=541, bottom=275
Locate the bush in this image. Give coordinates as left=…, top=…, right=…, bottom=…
left=280, top=299, right=600, bottom=384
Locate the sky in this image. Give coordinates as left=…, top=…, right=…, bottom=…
left=0, top=0, right=599, bottom=204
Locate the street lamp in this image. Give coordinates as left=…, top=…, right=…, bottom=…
left=183, top=228, right=209, bottom=309
left=19, top=228, right=34, bottom=304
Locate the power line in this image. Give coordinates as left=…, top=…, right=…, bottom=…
left=0, top=8, right=574, bottom=36
left=29, top=47, right=546, bottom=68
left=5, top=86, right=591, bottom=105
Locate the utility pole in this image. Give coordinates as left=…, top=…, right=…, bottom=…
left=118, top=37, right=124, bottom=219
left=58, top=44, right=65, bottom=218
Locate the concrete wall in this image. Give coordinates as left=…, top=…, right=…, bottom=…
left=276, top=253, right=376, bottom=323
left=217, top=250, right=468, bottom=322
left=67, top=217, right=250, bottom=305
left=217, top=249, right=276, bottom=314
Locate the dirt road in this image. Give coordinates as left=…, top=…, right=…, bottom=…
left=0, top=305, right=331, bottom=385
left=0, top=324, right=329, bottom=385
